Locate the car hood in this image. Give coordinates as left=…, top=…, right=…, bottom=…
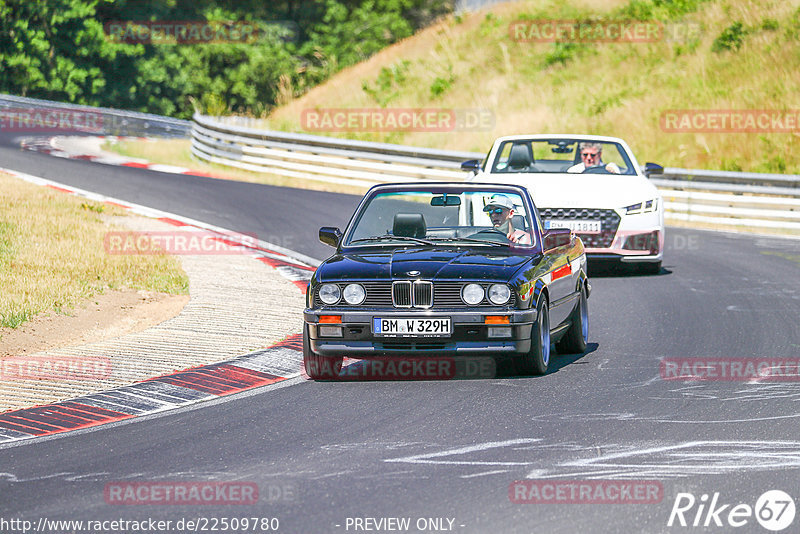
left=479, top=172, right=660, bottom=209
left=316, top=248, right=534, bottom=282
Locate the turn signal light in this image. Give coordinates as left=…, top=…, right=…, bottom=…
left=319, top=315, right=342, bottom=323
left=484, top=316, right=510, bottom=324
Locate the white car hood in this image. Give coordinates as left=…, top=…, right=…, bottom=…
left=477, top=172, right=660, bottom=210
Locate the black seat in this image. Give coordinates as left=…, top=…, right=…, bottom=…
left=393, top=213, right=427, bottom=238
left=507, top=143, right=534, bottom=172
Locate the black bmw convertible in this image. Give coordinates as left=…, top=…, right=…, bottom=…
left=303, top=183, right=590, bottom=379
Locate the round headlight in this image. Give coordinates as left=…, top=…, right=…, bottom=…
left=318, top=283, right=341, bottom=305
left=462, top=283, right=485, bottom=305
left=488, top=284, right=511, bottom=305
left=343, top=283, right=366, bottom=305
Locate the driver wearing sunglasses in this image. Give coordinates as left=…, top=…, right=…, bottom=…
left=483, top=194, right=531, bottom=245
left=567, top=142, right=620, bottom=174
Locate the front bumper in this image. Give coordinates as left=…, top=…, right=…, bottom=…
left=304, top=308, right=537, bottom=357
left=543, top=206, right=664, bottom=264
left=584, top=227, right=664, bottom=263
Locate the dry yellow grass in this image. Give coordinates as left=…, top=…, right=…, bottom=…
left=261, top=0, right=799, bottom=173
left=0, top=172, right=188, bottom=329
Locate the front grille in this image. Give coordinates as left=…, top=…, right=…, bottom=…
left=314, top=281, right=515, bottom=308
left=540, top=207, right=621, bottom=248
left=414, top=281, right=433, bottom=308
left=392, top=281, right=412, bottom=308
left=363, top=282, right=392, bottom=306
left=391, top=281, right=432, bottom=308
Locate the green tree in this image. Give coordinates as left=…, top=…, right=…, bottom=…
left=0, top=0, right=140, bottom=104
left=132, top=18, right=301, bottom=117
left=0, top=0, right=454, bottom=116
left=301, top=0, right=414, bottom=85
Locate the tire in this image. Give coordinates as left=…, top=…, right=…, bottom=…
left=516, top=297, right=551, bottom=376
left=637, top=261, right=661, bottom=275
left=303, top=324, right=343, bottom=380
left=556, top=285, right=588, bottom=354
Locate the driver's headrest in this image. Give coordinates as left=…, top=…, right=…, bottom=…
left=508, top=143, right=533, bottom=170
left=393, top=213, right=427, bottom=238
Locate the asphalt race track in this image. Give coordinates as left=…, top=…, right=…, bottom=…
left=0, top=133, right=359, bottom=260
left=1, top=132, right=800, bottom=533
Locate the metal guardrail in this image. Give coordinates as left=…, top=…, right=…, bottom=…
left=0, top=93, right=190, bottom=138
left=661, top=167, right=800, bottom=189
left=1, top=94, right=795, bottom=232
left=192, top=114, right=799, bottom=232
left=190, top=114, right=479, bottom=187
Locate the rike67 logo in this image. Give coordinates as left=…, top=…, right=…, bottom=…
left=668, top=490, right=796, bottom=531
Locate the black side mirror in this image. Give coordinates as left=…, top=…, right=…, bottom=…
left=644, top=162, right=663, bottom=177
left=460, top=159, right=481, bottom=173
left=319, top=227, right=342, bottom=247
left=542, top=228, right=572, bottom=252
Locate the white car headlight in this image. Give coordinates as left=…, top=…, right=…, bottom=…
left=488, top=284, right=511, bottom=305
left=342, top=283, right=366, bottom=305
left=319, top=283, right=341, bottom=305
left=625, top=199, right=659, bottom=214
left=624, top=202, right=643, bottom=214
left=462, top=283, right=485, bottom=305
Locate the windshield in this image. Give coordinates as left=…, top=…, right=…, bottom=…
left=490, top=139, right=636, bottom=175
left=344, top=189, right=536, bottom=248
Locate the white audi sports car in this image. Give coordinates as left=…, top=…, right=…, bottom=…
left=463, top=134, right=664, bottom=273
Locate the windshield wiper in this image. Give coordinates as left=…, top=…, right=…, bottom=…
left=349, top=235, right=436, bottom=246
left=427, top=237, right=509, bottom=247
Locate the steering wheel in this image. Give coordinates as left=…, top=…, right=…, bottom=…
left=582, top=165, right=611, bottom=174
left=466, top=228, right=510, bottom=244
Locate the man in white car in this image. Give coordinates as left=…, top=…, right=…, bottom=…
left=483, top=194, right=531, bottom=244
left=567, top=142, right=620, bottom=174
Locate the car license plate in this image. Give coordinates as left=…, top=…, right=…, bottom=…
left=373, top=317, right=452, bottom=337
left=545, top=219, right=602, bottom=233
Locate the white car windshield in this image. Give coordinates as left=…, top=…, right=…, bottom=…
left=490, top=139, right=636, bottom=175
